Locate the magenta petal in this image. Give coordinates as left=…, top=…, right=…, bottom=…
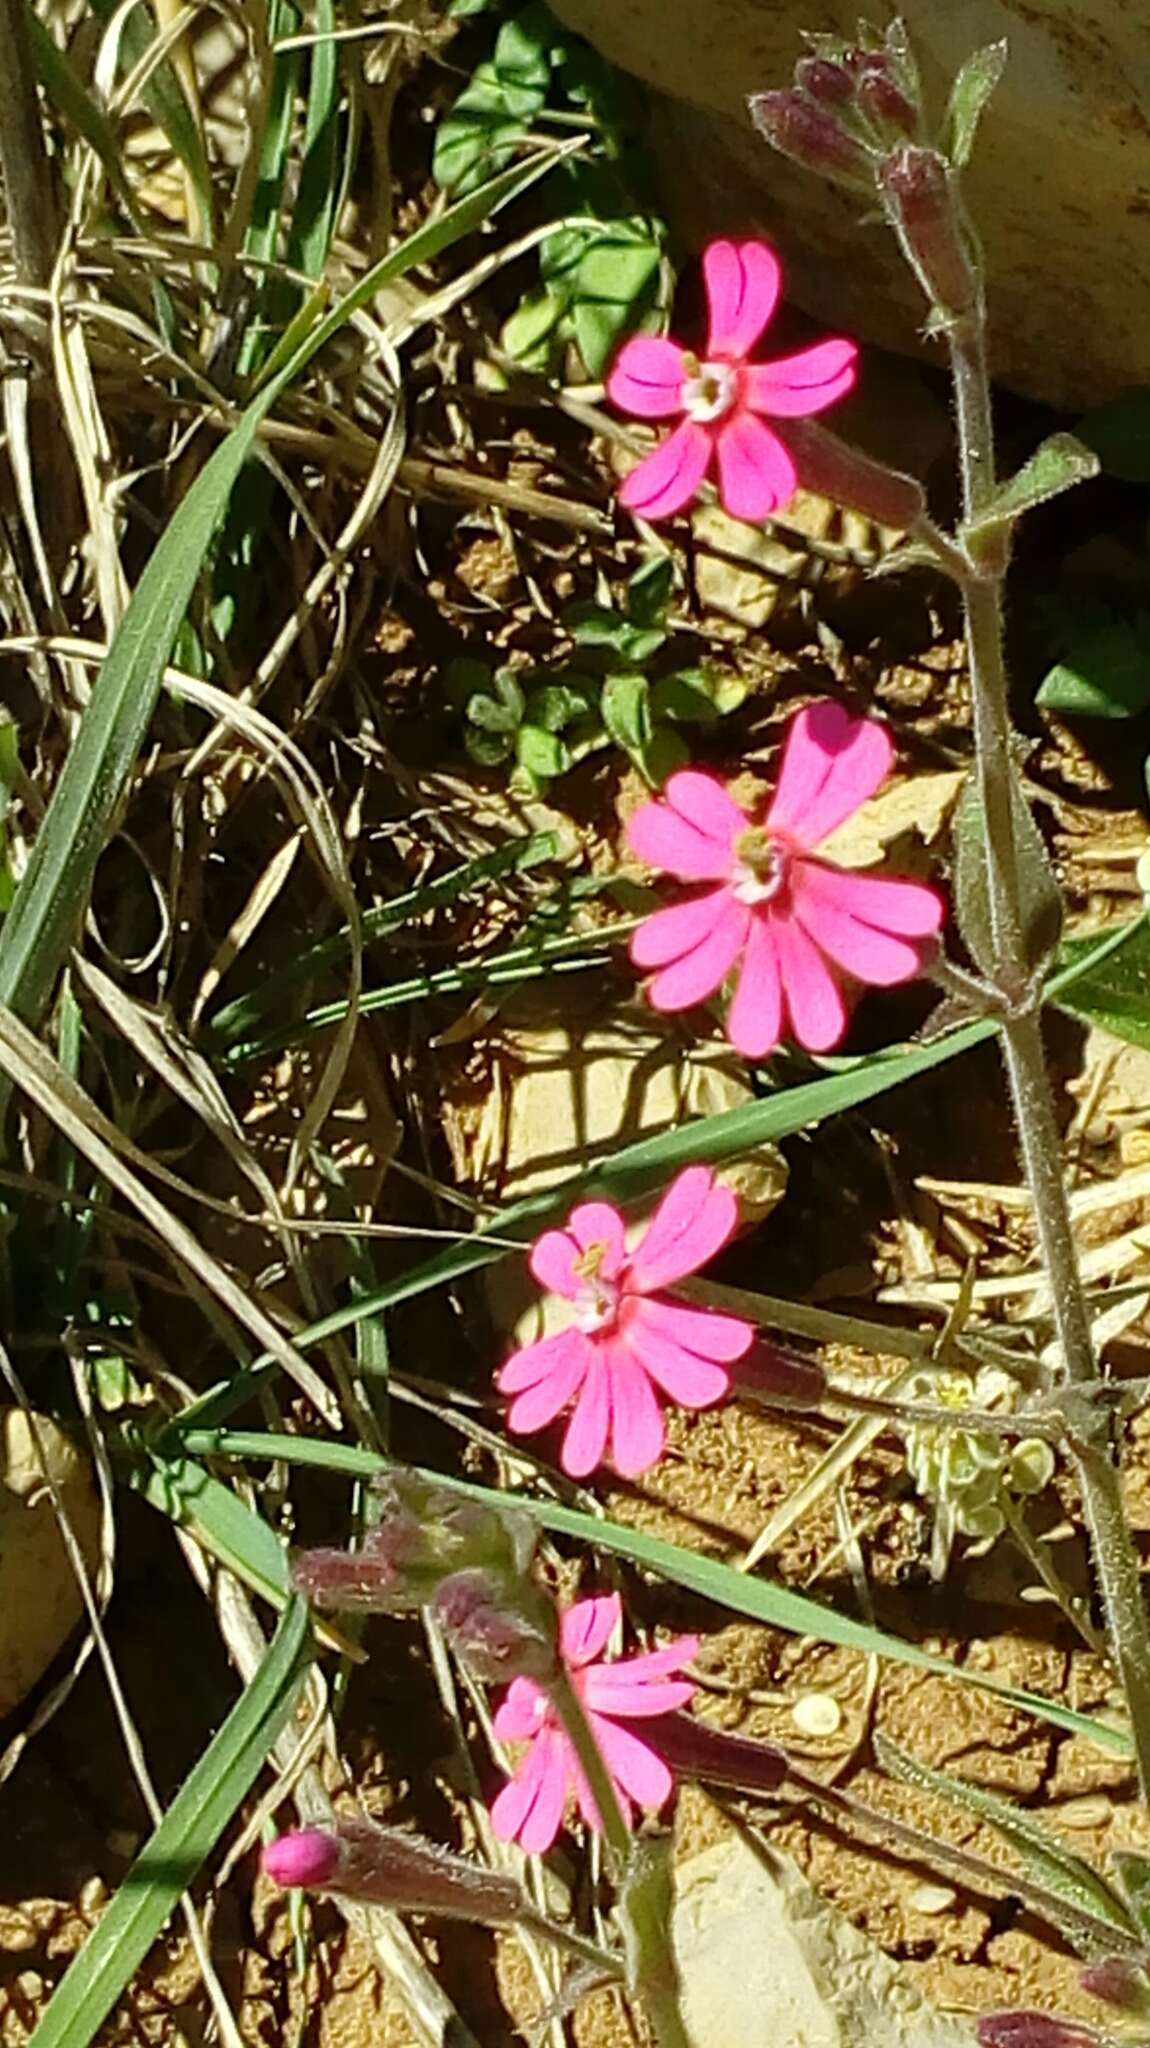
left=506, top=1334, right=588, bottom=1435
left=607, top=335, right=689, bottom=419
left=590, top=1715, right=674, bottom=1810
left=703, top=240, right=781, bottom=360
left=665, top=770, right=749, bottom=850
left=630, top=889, right=732, bottom=971
left=493, top=1726, right=570, bottom=1854
left=566, top=1201, right=627, bottom=1275
left=726, top=911, right=783, bottom=1059
left=528, top=1228, right=581, bottom=1298
left=619, top=417, right=711, bottom=521
left=583, top=1674, right=697, bottom=1718
left=634, top=1294, right=753, bottom=1364
left=647, top=898, right=749, bottom=1011
left=586, top=1637, right=699, bottom=1689
left=774, top=917, right=848, bottom=1051
left=766, top=701, right=894, bottom=849
left=792, top=875, right=932, bottom=987
left=628, top=1166, right=738, bottom=1291
left=627, top=801, right=737, bottom=883
left=561, top=1350, right=611, bottom=1476
left=493, top=1676, right=546, bottom=1742
left=714, top=411, right=797, bottom=523
left=499, top=1325, right=586, bottom=1396
left=605, top=1347, right=666, bottom=1477
left=796, top=861, right=944, bottom=938
left=624, top=1316, right=733, bottom=1408
left=561, top=1592, right=621, bottom=1667
left=744, top=338, right=858, bottom=418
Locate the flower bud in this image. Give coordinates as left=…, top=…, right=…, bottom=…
left=291, top=1543, right=409, bottom=1613
left=879, top=147, right=979, bottom=317
left=263, top=1819, right=524, bottom=1924
left=749, top=91, right=876, bottom=192
left=771, top=418, right=926, bottom=534
left=856, top=66, right=919, bottom=140
left=978, top=2015, right=1103, bottom=2048
left=1079, top=1957, right=1150, bottom=2014
left=735, top=1340, right=827, bottom=1412
left=794, top=56, right=854, bottom=103
left=644, top=1711, right=789, bottom=1797
left=291, top=1467, right=540, bottom=1616
left=431, top=1568, right=558, bottom=1684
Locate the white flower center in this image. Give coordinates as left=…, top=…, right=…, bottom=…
left=732, top=828, right=788, bottom=905
left=680, top=359, right=738, bottom=425
left=572, top=1240, right=621, bottom=1335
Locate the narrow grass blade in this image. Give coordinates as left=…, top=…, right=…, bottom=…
left=130, top=1449, right=291, bottom=1604
left=876, top=1733, right=1137, bottom=1949
left=0, top=145, right=570, bottom=1036
left=24, top=8, right=134, bottom=214
left=28, top=1599, right=310, bottom=2048
left=287, top=0, right=340, bottom=280
left=88, top=0, right=213, bottom=235
left=164, top=1430, right=1132, bottom=1758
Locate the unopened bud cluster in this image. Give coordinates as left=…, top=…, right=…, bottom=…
left=750, top=20, right=922, bottom=193
left=292, top=1465, right=558, bottom=1686
left=902, top=1368, right=1054, bottom=1547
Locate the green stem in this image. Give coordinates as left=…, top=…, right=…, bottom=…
left=547, top=1666, right=632, bottom=1866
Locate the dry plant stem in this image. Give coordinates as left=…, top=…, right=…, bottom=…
left=947, top=304, right=1150, bottom=1797
left=0, top=0, right=58, bottom=287
left=547, top=1670, right=689, bottom=2048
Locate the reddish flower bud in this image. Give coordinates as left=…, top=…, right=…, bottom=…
left=978, top=2016, right=1103, bottom=2048
left=749, top=91, right=876, bottom=192
left=431, top=1568, right=558, bottom=1684
left=735, top=1340, right=827, bottom=1412
left=879, top=147, right=979, bottom=317
left=644, top=1711, right=789, bottom=1797
left=856, top=68, right=919, bottom=140
left=291, top=1467, right=540, bottom=1617
left=795, top=56, right=854, bottom=103
left=772, top=417, right=926, bottom=532
left=291, top=1543, right=408, bottom=1613
left=263, top=1820, right=524, bottom=1924
left=1079, top=1957, right=1150, bottom=2014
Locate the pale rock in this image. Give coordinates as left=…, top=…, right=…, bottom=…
left=0, top=1412, right=101, bottom=1720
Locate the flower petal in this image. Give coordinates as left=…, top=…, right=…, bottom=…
left=584, top=1674, right=698, bottom=1718
left=703, top=240, right=781, bottom=360
left=766, top=701, right=893, bottom=849
left=505, top=1331, right=589, bottom=1435
left=561, top=1592, right=621, bottom=1668
left=605, top=1345, right=666, bottom=1477
left=792, top=867, right=937, bottom=987
left=566, top=1201, right=627, bottom=1275
left=774, top=916, right=848, bottom=1051
left=624, top=1320, right=732, bottom=1409
left=528, top=1228, right=582, bottom=1299
left=561, top=1350, right=612, bottom=1476
left=498, top=1325, right=585, bottom=1396
left=744, top=338, right=858, bottom=417
left=715, top=412, right=797, bottom=523
left=664, top=770, right=750, bottom=850
left=492, top=1725, right=571, bottom=1854
left=619, top=418, right=711, bottom=521
left=493, top=1675, right=546, bottom=1742
left=725, top=910, right=783, bottom=1059
left=796, top=861, right=945, bottom=938
left=627, top=1165, right=739, bottom=1292
left=590, top=1715, right=674, bottom=1810
left=627, top=806, right=737, bottom=883
left=607, top=335, right=689, bottom=419
left=586, top=1637, right=699, bottom=1690
left=630, top=888, right=733, bottom=970
left=647, top=897, right=749, bottom=1011
left=632, top=1293, right=753, bottom=1364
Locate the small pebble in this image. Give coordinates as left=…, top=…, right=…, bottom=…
left=909, top=1883, right=957, bottom=1915
left=790, top=1692, right=842, bottom=1738
left=1057, top=1796, right=1112, bottom=1829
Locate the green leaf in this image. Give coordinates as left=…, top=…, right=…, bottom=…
left=626, top=554, right=675, bottom=628
left=876, top=1736, right=1136, bottom=1952
left=571, top=226, right=663, bottom=377
left=466, top=728, right=513, bottom=767
left=944, top=38, right=1008, bottom=169
left=601, top=671, right=652, bottom=757
left=501, top=287, right=567, bottom=368
left=526, top=683, right=587, bottom=732
left=30, top=1601, right=309, bottom=2048
left=565, top=601, right=665, bottom=662
left=433, top=23, right=553, bottom=197
left=952, top=772, right=1063, bottom=977
left=1054, top=916, right=1150, bottom=1049
left=24, top=8, right=135, bottom=216
left=1077, top=387, right=1150, bottom=483
left=444, top=655, right=495, bottom=708
left=131, top=1451, right=291, bottom=1603
left=1113, top=1852, right=1150, bottom=1940
left=286, top=0, right=341, bottom=282
left=166, top=1432, right=1132, bottom=1760
left=963, top=434, right=1100, bottom=547
left=493, top=2, right=557, bottom=101
left=515, top=723, right=570, bottom=779
left=87, top=0, right=213, bottom=235
left=1037, top=607, right=1150, bottom=719
left=0, top=147, right=565, bottom=1043
left=636, top=724, right=690, bottom=785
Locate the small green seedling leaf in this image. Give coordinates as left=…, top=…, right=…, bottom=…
left=432, top=58, right=550, bottom=194
left=626, top=554, right=675, bottom=628
left=1054, top=916, right=1150, bottom=1051
left=636, top=726, right=690, bottom=785
left=526, top=682, right=589, bottom=732
left=466, top=728, right=513, bottom=767
left=1077, top=387, right=1150, bottom=483
left=963, top=434, right=1100, bottom=550
left=571, top=224, right=663, bottom=376
left=565, top=601, right=665, bottom=662
left=952, top=771, right=1062, bottom=977
left=515, top=724, right=570, bottom=780
left=1113, top=1851, right=1150, bottom=1941
left=1036, top=607, right=1150, bottom=719
left=601, top=672, right=652, bottom=760
left=493, top=2, right=556, bottom=102
left=501, top=286, right=568, bottom=368
left=944, top=39, right=1009, bottom=168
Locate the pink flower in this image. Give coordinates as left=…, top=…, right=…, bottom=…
left=606, top=238, right=857, bottom=524
left=490, top=1593, right=697, bottom=1854
left=626, top=699, right=944, bottom=1060
left=497, top=1166, right=754, bottom=1478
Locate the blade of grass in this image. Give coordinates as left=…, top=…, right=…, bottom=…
left=24, top=7, right=136, bottom=216
left=28, top=1598, right=310, bottom=2048
left=163, top=1429, right=1131, bottom=1757
left=287, top=0, right=339, bottom=280
left=0, top=143, right=575, bottom=1041
left=90, top=0, right=213, bottom=238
